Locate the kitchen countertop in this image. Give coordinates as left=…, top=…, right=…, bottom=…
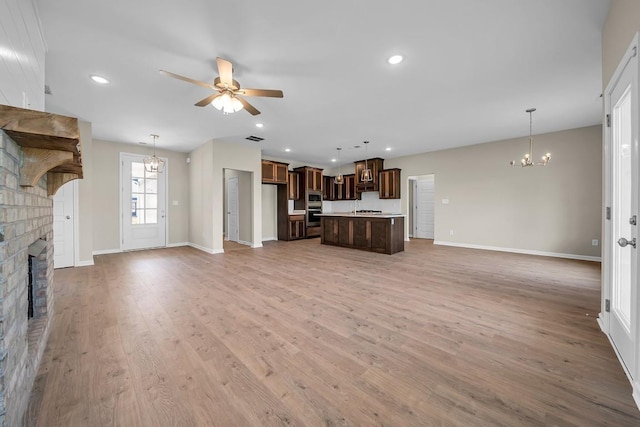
left=318, top=212, right=405, bottom=219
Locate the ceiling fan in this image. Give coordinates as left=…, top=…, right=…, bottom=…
left=160, top=57, right=283, bottom=116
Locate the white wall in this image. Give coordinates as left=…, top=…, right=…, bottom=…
left=190, top=140, right=262, bottom=253
left=91, top=139, right=190, bottom=252
left=261, top=184, right=277, bottom=241
left=385, top=125, right=602, bottom=259
left=76, top=121, right=93, bottom=265
left=0, top=0, right=45, bottom=111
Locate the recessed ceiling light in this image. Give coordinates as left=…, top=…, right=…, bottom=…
left=90, top=75, right=110, bottom=84
left=256, top=123, right=264, bottom=128
left=331, top=158, right=336, bottom=162
left=385, top=147, right=392, bottom=151
left=285, top=148, right=291, bottom=152
left=388, top=55, right=403, bottom=65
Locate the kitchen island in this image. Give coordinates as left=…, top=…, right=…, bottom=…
left=319, top=213, right=405, bottom=254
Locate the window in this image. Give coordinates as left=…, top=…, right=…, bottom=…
left=130, top=162, right=158, bottom=224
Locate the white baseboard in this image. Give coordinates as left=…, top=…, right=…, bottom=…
left=92, top=248, right=122, bottom=256
left=75, top=259, right=94, bottom=267
left=167, top=242, right=189, bottom=248
left=252, top=242, right=264, bottom=248
left=262, top=237, right=278, bottom=242
left=188, top=242, right=224, bottom=255
left=238, top=240, right=252, bottom=247
left=433, top=241, right=602, bottom=262
left=633, top=381, right=640, bottom=412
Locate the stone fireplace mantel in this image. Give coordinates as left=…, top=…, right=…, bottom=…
left=0, top=104, right=82, bottom=196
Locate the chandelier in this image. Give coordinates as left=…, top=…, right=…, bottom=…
left=361, top=141, right=373, bottom=181
left=335, top=147, right=344, bottom=184
left=143, top=134, right=166, bottom=173
left=510, top=108, right=551, bottom=167
left=211, top=91, right=244, bottom=114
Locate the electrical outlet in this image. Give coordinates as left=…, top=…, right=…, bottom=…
left=449, top=229, right=454, bottom=236
left=592, top=239, right=599, bottom=246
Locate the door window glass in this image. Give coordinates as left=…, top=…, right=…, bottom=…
left=131, top=162, right=159, bottom=225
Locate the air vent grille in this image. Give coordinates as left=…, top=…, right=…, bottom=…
left=246, top=135, right=265, bottom=142
left=44, top=85, right=52, bottom=95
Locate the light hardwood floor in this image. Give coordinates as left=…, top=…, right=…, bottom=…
left=27, top=239, right=640, bottom=426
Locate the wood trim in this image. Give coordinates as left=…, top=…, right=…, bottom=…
left=20, top=147, right=73, bottom=187
left=0, top=104, right=83, bottom=188
left=47, top=172, right=79, bottom=196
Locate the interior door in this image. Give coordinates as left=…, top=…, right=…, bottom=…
left=121, top=153, right=167, bottom=251
left=415, top=175, right=435, bottom=239
left=53, top=180, right=75, bottom=268
left=605, top=39, right=638, bottom=380
left=227, top=176, right=239, bottom=242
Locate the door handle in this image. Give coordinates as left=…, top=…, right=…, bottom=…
left=617, top=237, right=636, bottom=248
left=630, top=215, right=637, bottom=226
left=66, top=215, right=71, bottom=220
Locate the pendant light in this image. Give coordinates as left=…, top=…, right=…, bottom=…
left=361, top=141, right=373, bottom=182
left=335, top=147, right=344, bottom=184
left=510, top=108, right=551, bottom=167
left=143, top=134, right=166, bottom=173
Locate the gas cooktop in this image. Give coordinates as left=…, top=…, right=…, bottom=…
left=356, top=210, right=382, bottom=214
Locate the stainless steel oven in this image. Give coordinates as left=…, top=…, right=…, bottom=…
left=307, top=208, right=322, bottom=227
left=308, top=191, right=322, bottom=204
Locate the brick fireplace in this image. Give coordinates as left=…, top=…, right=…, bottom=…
left=0, top=131, right=55, bottom=426
left=0, top=105, right=81, bottom=426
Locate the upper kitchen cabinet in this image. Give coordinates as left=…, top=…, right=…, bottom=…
left=323, top=176, right=336, bottom=201
left=379, top=168, right=401, bottom=199
left=262, top=160, right=289, bottom=184
left=288, top=171, right=301, bottom=200
left=336, top=174, right=357, bottom=200
left=355, top=158, right=384, bottom=193
left=294, top=166, right=323, bottom=192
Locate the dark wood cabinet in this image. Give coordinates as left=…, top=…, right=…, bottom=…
left=322, top=217, right=339, bottom=244
left=294, top=166, right=323, bottom=192
left=336, top=174, right=357, bottom=200
left=354, top=158, right=384, bottom=193
left=323, top=176, right=336, bottom=200
left=289, top=215, right=305, bottom=240
left=261, top=160, right=288, bottom=184
left=320, top=215, right=405, bottom=254
left=379, top=168, right=401, bottom=199
left=306, top=168, right=323, bottom=192
left=288, top=172, right=300, bottom=200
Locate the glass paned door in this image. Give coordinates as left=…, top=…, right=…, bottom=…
left=121, top=153, right=167, bottom=250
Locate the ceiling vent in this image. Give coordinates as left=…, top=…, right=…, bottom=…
left=246, top=135, right=264, bottom=142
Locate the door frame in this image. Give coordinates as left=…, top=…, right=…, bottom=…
left=119, top=152, right=169, bottom=251
left=600, top=32, right=640, bottom=408
left=226, top=175, right=239, bottom=242
left=53, top=179, right=79, bottom=268
left=407, top=174, right=435, bottom=240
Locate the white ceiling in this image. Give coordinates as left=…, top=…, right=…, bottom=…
left=36, top=0, right=610, bottom=167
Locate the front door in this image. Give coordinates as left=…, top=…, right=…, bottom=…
left=605, top=35, right=639, bottom=380
left=121, top=153, right=167, bottom=251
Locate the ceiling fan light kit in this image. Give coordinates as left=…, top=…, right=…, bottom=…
left=160, top=57, right=284, bottom=116
left=510, top=108, right=551, bottom=167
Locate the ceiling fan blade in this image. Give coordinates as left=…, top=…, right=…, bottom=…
left=216, top=57, right=233, bottom=87
left=238, top=88, right=284, bottom=98
left=195, top=93, right=221, bottom=107
left=237, top=97, right=261, bottom=116
left=159, top=70, right=216, bottom=90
